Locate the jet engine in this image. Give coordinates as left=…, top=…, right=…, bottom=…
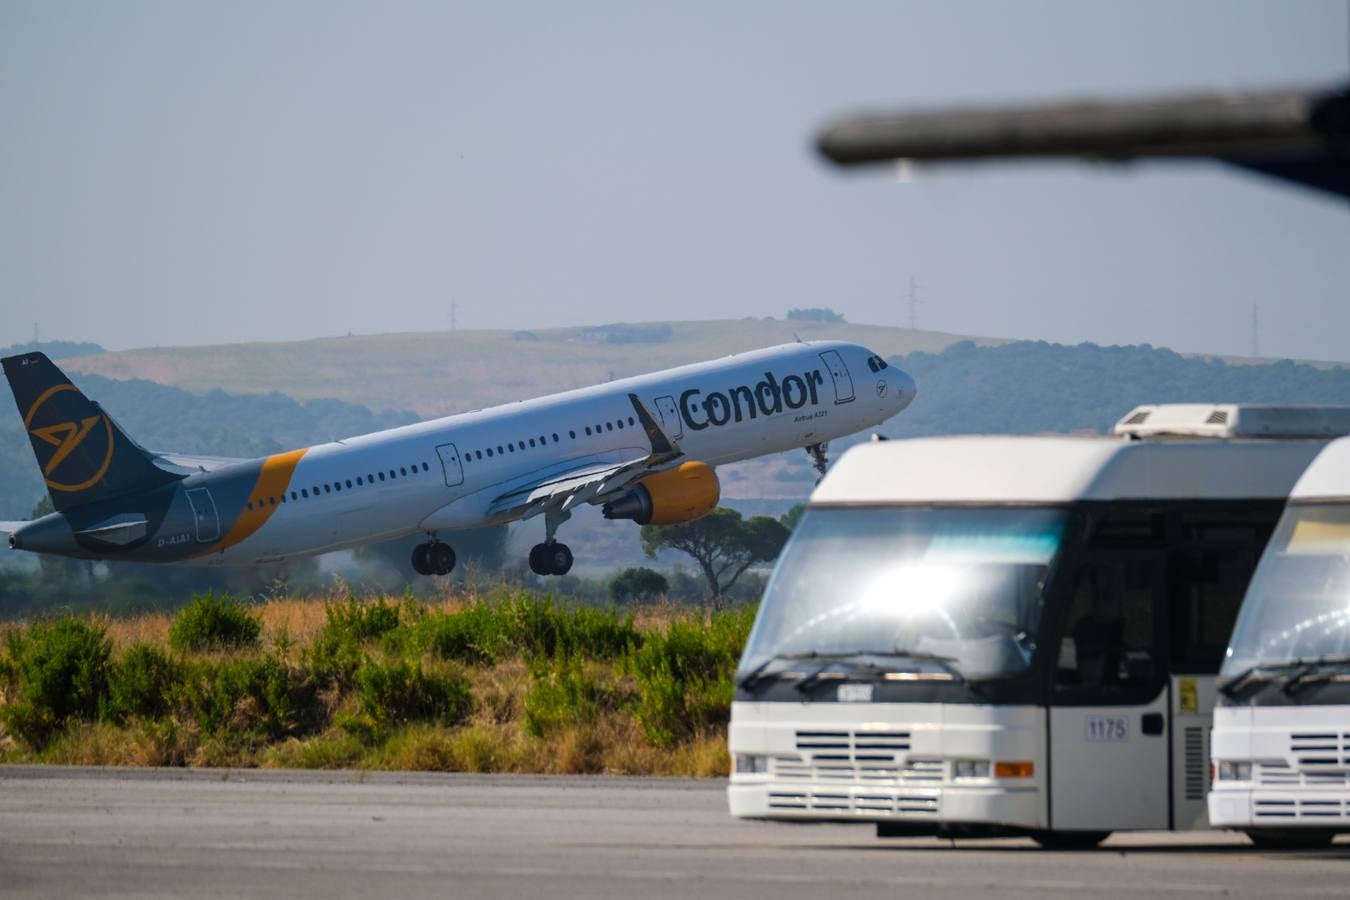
left=602, top=461, right=720, bottom=526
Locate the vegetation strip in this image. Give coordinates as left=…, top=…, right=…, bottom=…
left=0, top=592, right=752, bottom=776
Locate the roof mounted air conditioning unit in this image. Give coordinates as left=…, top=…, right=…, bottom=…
left=1113, top=404, right=1350, bottom=440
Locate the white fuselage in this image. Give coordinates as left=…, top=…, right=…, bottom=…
left=188, top=340, right=911, bottom=564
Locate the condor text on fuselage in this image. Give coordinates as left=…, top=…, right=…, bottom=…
left=2, top=341, right=916, bottom=577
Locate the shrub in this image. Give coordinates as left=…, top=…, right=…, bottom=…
left=309, top=596, right=404, bottom=684
left=107, top=643, right=177, bottom=721
left=167, top=592, right=261, bottom=653
left=172, top=654, right=308, bottom=739
left=523, top=662, right=603, bottom=738
left=355, top=659, right=471, bottom=727
left=609, top=567, right=669, bottom=604
left=0, top=618, right=111, bottom=747
left=415, top=603, right=502, bottom=665
left=498, top=595, right=637, bottom=661
left=416, top=596, right=638, bottom=664
left=632, top=607, right=754, bottom=748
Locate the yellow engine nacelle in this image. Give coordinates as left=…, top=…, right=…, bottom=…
left=602, top=461, right=720, bottom=526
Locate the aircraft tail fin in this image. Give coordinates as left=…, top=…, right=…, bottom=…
left=2, top=352, right=181, bottom=512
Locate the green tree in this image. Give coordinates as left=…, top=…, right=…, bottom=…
left=640, top=507, right=788, bottom=607
left=780, top=504, right=806, bottom=532
left=609, top=567, right=670, bottom=604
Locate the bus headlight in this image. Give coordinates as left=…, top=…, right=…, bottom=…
left=953, top=759, right=991, bottom=779
left=1216, top=761, right=1252, bottom=782
left=735, top=754, right=769, bottom=774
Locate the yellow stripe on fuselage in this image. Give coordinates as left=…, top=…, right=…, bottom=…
left=192, top=448, right=307, bottom=558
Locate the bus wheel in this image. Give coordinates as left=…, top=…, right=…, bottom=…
left=1031, top=830, right=1110, bottom=850
left=1245, top=829, right=1336, bottom=849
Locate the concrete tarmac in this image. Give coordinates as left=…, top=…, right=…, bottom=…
left=0, top=766, right=1346, bottom=899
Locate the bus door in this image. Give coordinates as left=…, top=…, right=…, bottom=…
left=1049, top=551, right=1170, bottom=831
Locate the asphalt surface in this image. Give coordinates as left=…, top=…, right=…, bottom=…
left=0, top=767, right=1346, bottom=899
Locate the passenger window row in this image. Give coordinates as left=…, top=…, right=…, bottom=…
left=462, top=415, right=638, bottom=464
left=245, top=461, right=432, bottom=511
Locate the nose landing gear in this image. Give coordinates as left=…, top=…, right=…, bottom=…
left=806, top=442, right=830, bottom=480
left=411, top=539, right=456, bottom=576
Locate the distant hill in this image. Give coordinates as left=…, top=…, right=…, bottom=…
left=59, top=320, right=994, bottom=418
left=887, top=340, right=1350, bottom=438
left=0, top=340, right=105, bottom=360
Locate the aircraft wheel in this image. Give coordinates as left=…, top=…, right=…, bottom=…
left=546, top=542, right=573, bottom=576
left=529, top=542, right=573, bottom=576
left=430, top=542, right=456, bottom=576
left=411, top=543, right=433, bottom=576
left=528, top=543, right=551, bottom=576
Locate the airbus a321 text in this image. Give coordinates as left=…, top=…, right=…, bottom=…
left=1, top=342, right=915, bottom=576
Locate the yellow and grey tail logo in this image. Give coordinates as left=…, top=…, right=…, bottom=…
left=23, top=384, right=114, bottom=492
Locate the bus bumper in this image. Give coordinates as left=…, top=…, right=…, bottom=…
left=1209, top=786, right=1350, bottom=828
left=728, top=780, right=1040, bottom=829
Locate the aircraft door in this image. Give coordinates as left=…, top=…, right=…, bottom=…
left=654, top=396, right=683, bottom=440
left=185, top=488, right=220, bottom=543
left=1049, top=551, right=1170, bottom=831
left=819, top=351, right=855, bottom=404
left=436, top=443, right=465, bottom=487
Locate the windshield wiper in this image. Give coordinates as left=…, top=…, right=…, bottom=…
left=1220, top=655, right=1350, bottom=700
left=736, top=651, right=865, bottom=690
left=1283, top=654, right=1350, bottom=697
left=792, top=649, right=976, bottom=696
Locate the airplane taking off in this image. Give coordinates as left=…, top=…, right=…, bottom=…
left=1, top=342, right=915, bottom=576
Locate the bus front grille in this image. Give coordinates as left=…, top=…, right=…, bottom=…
left=778, top=729, right=925, bottom=784
left=1253, top=798, right=1349, bottom=820
left=1291, top=732, right=1350, bottom=767
left=767, top=789, right=939, bottom=816
left=1258, top=760, right=1350, bottom=788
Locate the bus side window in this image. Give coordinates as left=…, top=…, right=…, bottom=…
left=1057, top=557, right=1160, bottom=690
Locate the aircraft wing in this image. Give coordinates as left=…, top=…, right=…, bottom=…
left=486, top=394, right=682, bottom=522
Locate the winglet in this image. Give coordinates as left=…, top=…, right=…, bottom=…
left=628, top=393, right=680, bottom=457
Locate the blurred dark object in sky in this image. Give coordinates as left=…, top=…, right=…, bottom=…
left=818, top=83, right=1350, bottom=200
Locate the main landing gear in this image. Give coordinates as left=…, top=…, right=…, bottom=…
left=528, top=506, right=574, bottom=577
left=528, top=541, right=573, bottom=576
left=806, top=442, right=830, bottom=480
left=411, top=539, right=456, bottom=576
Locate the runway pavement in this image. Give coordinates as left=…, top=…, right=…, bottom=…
left=0, top=766, right=1345, bottom=899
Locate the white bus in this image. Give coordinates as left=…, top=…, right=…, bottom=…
left=1210, top=436, right=1350, bottom=849
left=729, top=405, right=1350, bottom=847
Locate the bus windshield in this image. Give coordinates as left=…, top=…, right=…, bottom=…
left=740, top=507, right=1068, bottom=681
left=1222, top=502, right=1350, bottom=676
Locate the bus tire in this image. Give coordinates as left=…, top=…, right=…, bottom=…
left=1244, top=829, right=1336, bottom=850
left=1031, top=830, right=1110, bottom=850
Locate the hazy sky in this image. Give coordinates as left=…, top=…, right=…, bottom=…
left=2, top=1, right=1347, bottom=360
